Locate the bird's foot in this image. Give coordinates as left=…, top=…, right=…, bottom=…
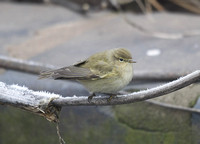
left=107, top=94, right=117, bottom=102
left=88, top=93, right=117, bottom=102
left=88, top=93, right=96, bottom=103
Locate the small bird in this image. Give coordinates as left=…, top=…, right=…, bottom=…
left=39, top=48, right=136, bottom=102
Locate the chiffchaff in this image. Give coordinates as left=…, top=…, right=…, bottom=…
left=39, top=48, right=136, bottom=102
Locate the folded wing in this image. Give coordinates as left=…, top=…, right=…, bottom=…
left=39, top=66, right=99, bottom=80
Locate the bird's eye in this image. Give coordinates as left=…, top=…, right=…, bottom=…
left=119, top=58, right=124, bottom=62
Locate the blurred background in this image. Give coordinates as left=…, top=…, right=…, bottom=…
left=0, top=0, right=200, bottom=144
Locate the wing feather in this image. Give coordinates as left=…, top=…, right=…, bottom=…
left=39, top=66, right=99, bottom=80
left=39, top=50, right=118, bottom=80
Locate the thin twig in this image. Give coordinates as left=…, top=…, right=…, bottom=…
left=145, top=0, right=152, bottom=13
left=148, top=0, right=165, bottom=11
left=56, top=123, right=66, bottom=144
left=135, top=0, right=147, bottom=13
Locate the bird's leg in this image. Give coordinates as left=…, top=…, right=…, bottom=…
left=88, top=93, right=96, bottom=103
left=106, top=93, right=117, bottom=102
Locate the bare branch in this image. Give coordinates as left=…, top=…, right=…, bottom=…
left=0, top=55, right=56, bottom=75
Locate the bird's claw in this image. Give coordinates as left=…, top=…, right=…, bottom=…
left=88, top=96, right=93, bottom=103
left=107, top=94, right=116, bottom=102
left=88, top=93, right=95, bottom=103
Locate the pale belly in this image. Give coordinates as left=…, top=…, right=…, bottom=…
left=79, top=64, right=133, bottom=93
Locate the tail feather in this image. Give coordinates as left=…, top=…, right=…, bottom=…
left=39, top=66, right=99, bottom=80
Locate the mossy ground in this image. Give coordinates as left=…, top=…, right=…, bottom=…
left=114, top=102, right=194, bottom=144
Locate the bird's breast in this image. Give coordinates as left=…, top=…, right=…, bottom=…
left=79, top=64, right=133, bottom=93
left=118, top=63, right=133, bottom=87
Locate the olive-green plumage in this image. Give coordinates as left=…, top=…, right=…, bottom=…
left=39, top=48, right=135, bottom=101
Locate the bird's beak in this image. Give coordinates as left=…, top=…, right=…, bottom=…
left=128, top=59, right=136, bottom=63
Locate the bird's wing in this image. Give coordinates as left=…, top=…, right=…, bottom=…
left=81, top=59, right=118, bottom=79
left=39, top=66, right=99, bottom=80
left=39, top=50, right=118, bottom=80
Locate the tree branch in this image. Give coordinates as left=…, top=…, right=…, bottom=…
left=0, top=70, right=199, bottom=110
left=0, top=55, right=56, bottom=75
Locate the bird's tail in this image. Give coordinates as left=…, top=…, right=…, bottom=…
left=39, top=66, right=99, bottom=80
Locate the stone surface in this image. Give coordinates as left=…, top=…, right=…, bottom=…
left=0, top=68, right=5, bottom=74
left=114, top=102, right=193, bottom=144
left=154, top=84, right=200, bottom=107
left=0, top=2, right=81, bottom=57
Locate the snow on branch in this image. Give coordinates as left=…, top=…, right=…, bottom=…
left=0, top=82, right=61, bottom=122
left=0, top=70, right=200, bottom=121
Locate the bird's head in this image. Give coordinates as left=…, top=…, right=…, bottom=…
left=113, top=48, right=136, bottom=65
